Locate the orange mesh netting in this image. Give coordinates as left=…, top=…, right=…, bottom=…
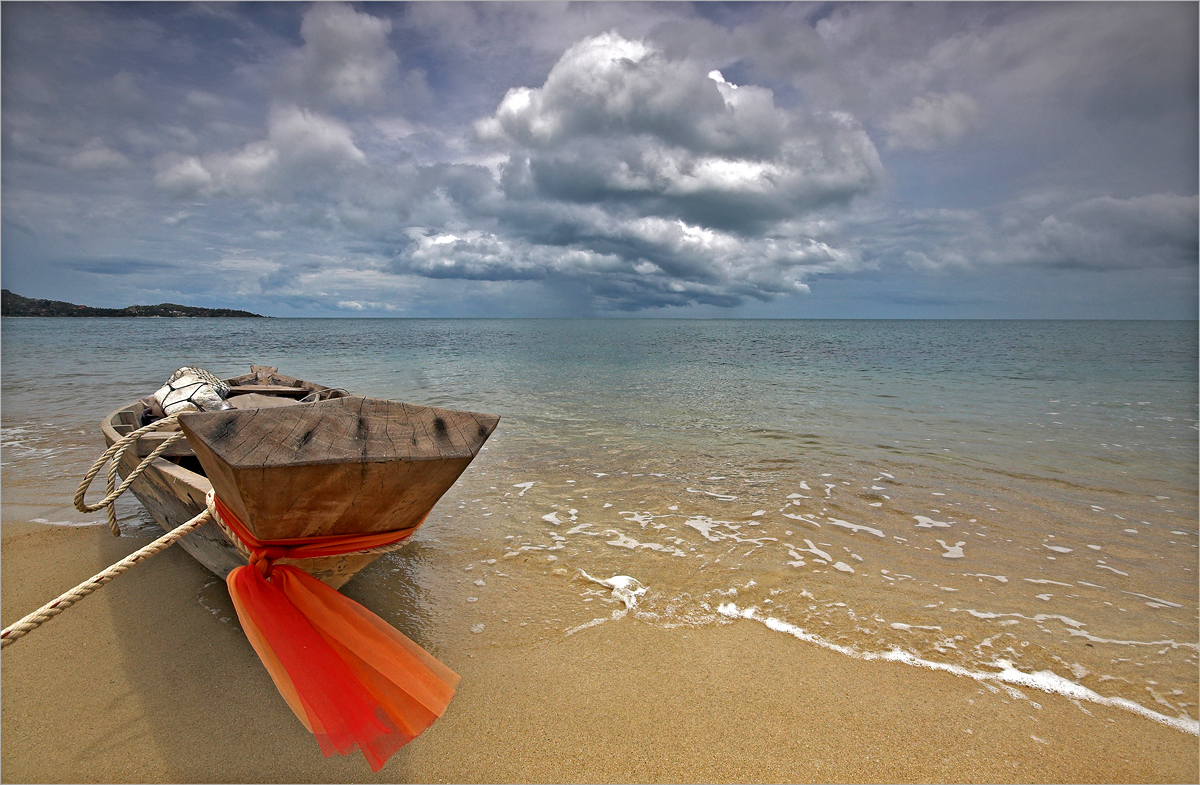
left=215, top=496, right=459, bottom=772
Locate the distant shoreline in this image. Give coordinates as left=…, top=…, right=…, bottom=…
left=1, top=290, right=1193, bottom=320
left=1, top=289, right=265, bottom=318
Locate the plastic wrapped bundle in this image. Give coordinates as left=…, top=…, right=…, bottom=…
left=153, top=366, right=231, bottom=415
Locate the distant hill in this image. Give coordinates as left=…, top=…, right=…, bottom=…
left=1, top=289, right=264, bottom=318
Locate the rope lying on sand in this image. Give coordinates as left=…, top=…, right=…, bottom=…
left=3, top=406, right=414, bottom=649
left=2, top=399, right=460, bottom=767
left=1, top=414, right=206, bottom=648
left=0, top=509, right=211, bottom=648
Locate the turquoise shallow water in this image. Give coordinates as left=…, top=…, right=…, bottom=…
left=3, top=318, right=1197, bottom=732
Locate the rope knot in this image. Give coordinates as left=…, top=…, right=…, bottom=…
left=249, top=546, right=288, bottom=576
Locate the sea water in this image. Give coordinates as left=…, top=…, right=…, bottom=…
left=2, top=318, right=1196, bottom=733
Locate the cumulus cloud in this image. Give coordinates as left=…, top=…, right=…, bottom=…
left=5, top=3, right=1194, bottom=317
left=394, top=214, right=852, bottom=310
left=1004, top=194, right=1198, bottom=271
left=67, top=138, right=131, bottom=170
left=447, top=30, right=880, bottom=307
left=476, top=32, right=882, bottom=231
left=881, top=92, right=978, bottom=151
left=282, top=2, right=399, bottom=109
left=153, top=154, right=213, bottom=197
left=147, top=28, right=877, bottom=310
left=154, top=105, right=366, bottom=197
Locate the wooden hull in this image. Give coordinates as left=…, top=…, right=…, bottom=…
left=99, top=368, right=427, bottom=589
left=178, top=395, right=499, bottom=541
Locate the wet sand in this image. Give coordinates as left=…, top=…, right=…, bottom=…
left=2, top=521, right=1196, bottom=784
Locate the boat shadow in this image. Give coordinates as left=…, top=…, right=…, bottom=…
left=100, top=532, right=437, bottom=783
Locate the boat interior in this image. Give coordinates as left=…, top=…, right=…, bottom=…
left=107, top=366, right=348, bottom=477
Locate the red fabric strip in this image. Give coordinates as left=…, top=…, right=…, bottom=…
left=228, top=565, right=402, bottom=767
left=218, top=496, right=458, bottom=772
left=212, top=494, right=419, bottom=560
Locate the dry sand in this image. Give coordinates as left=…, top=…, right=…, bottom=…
left=2, top=522, right=1196, bottom=784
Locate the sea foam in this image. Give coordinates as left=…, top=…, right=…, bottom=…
left=717, top=603, right=1199, bottom=736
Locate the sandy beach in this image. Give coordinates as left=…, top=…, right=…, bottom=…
left=2, top=520, right=1195, bottom=784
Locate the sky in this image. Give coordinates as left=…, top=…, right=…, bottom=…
left=1, top=1, right=1196, bottom=318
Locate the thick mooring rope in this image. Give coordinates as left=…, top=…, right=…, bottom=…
left=5, top=407, right=417, bottom=650
left=0, top=508, right=211, bottom=648
left=74, top=412, right=187, bottom=536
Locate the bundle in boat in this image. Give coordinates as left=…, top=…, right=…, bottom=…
left=177, top=395, right=499, bottom=771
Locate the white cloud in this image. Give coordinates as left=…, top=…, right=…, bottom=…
left=449, top=31, right=882, bottom=307
left=881, top=92, right=979, bottom=151
left=847, top=193, right=1198, bottom=273
left=154, top=154, right=213, bottom=197
left=283, top=2, right=398, bottom=109
left=185, top=90, right=224, bottom=112
left=265, top=104, right=366, bottom=170
left=403, top=228, right=618, bottom=280
left=67, top=138, right=131, bottom=170
left=11, top=3, right=1191, bottom=317
left=478, top=31, right=795, bottom=158
left=1004, top=194, right=1198, bottom=271
left=478, top=30, right=882, bottom=231
left=393, top=210, right=856, bottom=310
left=152, top=28, right=879, bottom=310
left=154, top=105, right=366, bottom=198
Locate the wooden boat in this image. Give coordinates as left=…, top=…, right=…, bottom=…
left=101, top=366, right=499, bottom=588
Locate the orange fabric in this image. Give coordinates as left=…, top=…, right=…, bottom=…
left=219, top=498, right=458, bottom=772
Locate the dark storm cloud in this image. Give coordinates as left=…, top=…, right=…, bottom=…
left=876, top=291, right=993, bottom=308
left=1, top=2, right=1195, bottom=316
left=844, top=194, right=1198, bottom=274
left=61, top=257, right=163, bottom=276
left=1005, top=195, right=1199, bottom=272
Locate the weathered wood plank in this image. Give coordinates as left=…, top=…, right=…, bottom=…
left=178, top=395, right=499, bottom=540
left=133, top=436, right=198, bottom=458
left=227, top=384, right=310, bottom=395
left=103, top=401, right=394, bottom=589
left=181, top=396, right=499, bottom=467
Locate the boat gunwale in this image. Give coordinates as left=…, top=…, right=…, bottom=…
left=100, top=371, right=499, bottom=485
left=179, top=396, right=499, bottom=470
left=101, top=401, right=208, bottom=493
left=99, top=369, right=339, bottom=489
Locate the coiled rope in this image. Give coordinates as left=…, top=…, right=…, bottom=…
left=1, top=413, right=207, bottom=648
left=73, top=412, right=188, bottom=536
